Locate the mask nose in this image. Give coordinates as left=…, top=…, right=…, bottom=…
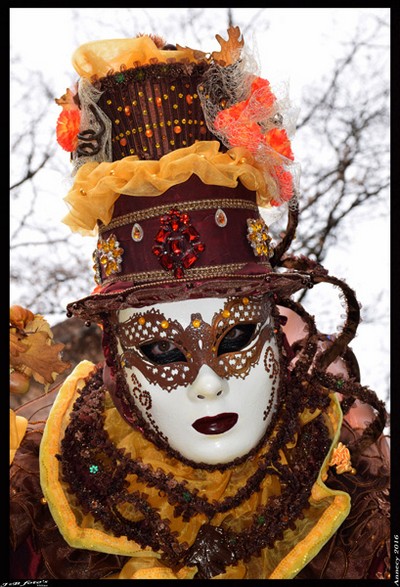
left=188, top=365, right=226, bottom=401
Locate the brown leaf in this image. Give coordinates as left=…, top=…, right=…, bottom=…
left=212, top=26, right=244, bottom=66
left=10, top=331, right=28, bottom=358
left=55, top=87, right=78, bottom=111
left=10, top=331, right=70, bottom=384
left=10, top=305, right=35, bottom=331
left=175, top=45, right=208, bottom=62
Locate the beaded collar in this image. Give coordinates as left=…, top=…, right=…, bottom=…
left=57, top=365, right=335, bottom=578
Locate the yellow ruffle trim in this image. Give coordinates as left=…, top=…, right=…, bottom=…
left=63, top=141, right=277, bottom=236
left=72, top=35, right=206, bottom=80
left=10, top=409, right=28, bottom=465
left=40, top=361, right=350, bottom=579
left=40, top=361, right=155, bottom=558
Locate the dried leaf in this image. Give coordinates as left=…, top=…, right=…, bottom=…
left=175, top=45, right=208, bottom=62
left=212, top=26, right=244, bottom=66
left=10, top=306, right=71, bottom=391
left=10, top=305, right=35, bottom=331
left=55, top=87, right=78, bottom=111
left=10, top=330, right=69, bottom=385
left=10, top=331, right=28, bottom=358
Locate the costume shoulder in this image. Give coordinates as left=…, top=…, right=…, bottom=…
left=9, top=362, right=125, bottom=581
left=10, top=362, right=391, bottom=580
left=298, top=416, right=390, bottom=580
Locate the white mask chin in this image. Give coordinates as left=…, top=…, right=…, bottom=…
left=115, top=297, right=280, bottom=465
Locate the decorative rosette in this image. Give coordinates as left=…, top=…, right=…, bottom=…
left=152, top=209, right=205, bottom=279
left=198, top=44, right=300, bottom=208
left=55, top=87, right=81, bottom=152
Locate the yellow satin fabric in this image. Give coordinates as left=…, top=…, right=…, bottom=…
left=40, top=361, right=350, bottom=579
left=63, top=141, right=277, bottom=236
left=72, top=35, right=205, bottom=80
left=10, top=409, right=28, bottom=465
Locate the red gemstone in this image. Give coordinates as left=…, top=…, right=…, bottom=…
left=182, top=251, right=198, bottom=268
left=152, top=208, right=205, bottom=277
left=160, top=215, right=171, bottom=226
left=160, top=254, right=173, bottom=270
left=171, top=218, right=180, bottom=232
left=183, top=226, right=199, bottom=242
left=170, top=239, right=184, bottom=255
left=194, top=242, right=205, bottom=253
left=174, top=267, right=184, bottom=279
left=155, top=228, right=169, bottom=243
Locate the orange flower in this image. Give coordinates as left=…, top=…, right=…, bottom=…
left=249, top=77, right=275, bottom=110
left=265, top=128, right=294, bottom=161
left=214, top=106, right=262, bottom=151
left=329, top=442, right=356, bottom=475
left=272, top=166, right=293, bottom=204
left=56, top=109, right=81, bottom=152
left=214, top=76, right=275, bottom=152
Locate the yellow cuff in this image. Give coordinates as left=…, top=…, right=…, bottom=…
left=10, top=409, right=28, bottom=465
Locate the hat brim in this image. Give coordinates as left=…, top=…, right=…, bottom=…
left=67, top=269, right=313, bottom=323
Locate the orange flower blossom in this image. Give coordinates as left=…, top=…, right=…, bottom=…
left=55, top=87, right=81, bottom=152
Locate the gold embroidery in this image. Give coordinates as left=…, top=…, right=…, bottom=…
left=99, top=199, right=258, bottom=234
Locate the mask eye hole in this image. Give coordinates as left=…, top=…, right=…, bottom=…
left=139, top=340, right=187, bottom=365
left=217, top=323, right=258, bottom=356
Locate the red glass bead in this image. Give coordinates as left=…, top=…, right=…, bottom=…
left=171, top=218, right=180, bottom=232
left=182, top=251, right=198, bottom=268
left=155, top=228, right=169, bottom=243
left=183, top=226, right=199, bottom=242
left=160, top=254, right=173, bottom=270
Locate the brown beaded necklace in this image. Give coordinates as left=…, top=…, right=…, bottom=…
left=58, top=364, right=332, bottom=578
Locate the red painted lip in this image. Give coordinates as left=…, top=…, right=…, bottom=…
left=192, top=413, right=238, bottom=435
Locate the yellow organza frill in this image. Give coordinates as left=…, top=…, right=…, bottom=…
left=72, top=35, right=206, bottom=81
left=63, top=141, right=277, bottom=236
left=10, top=409, right=28, bottom=465
left=40, top=361, right=350, bottom=579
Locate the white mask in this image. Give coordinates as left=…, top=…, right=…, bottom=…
left=115, top=296, right=280, bottom=465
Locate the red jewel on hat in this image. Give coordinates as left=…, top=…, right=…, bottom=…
left=152, top=209, right=205, bottom=279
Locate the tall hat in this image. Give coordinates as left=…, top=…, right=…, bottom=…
left=57, top=28, right=320, bottom=324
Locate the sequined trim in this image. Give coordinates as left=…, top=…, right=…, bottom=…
left=101, top=262, right=269, bottom=287
left=98, top=199, right=258, bottom=234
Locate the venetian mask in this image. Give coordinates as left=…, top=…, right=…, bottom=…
left=113, top=295, right=281, bottom=465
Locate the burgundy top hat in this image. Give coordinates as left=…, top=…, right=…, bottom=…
left=56, top=28, right=304, bottom=322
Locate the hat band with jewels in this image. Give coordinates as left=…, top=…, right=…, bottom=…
left=92, top=175, right=273, bottom=288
